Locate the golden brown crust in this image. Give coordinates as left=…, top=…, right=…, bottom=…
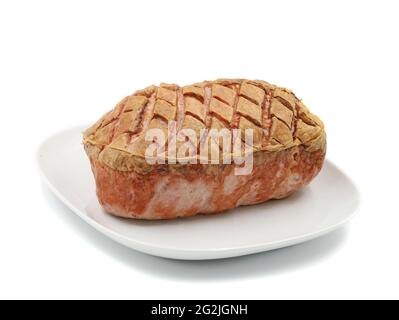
left=83, top=79, right=326, bottom=171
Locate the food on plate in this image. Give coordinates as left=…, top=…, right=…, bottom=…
left=83, top=79, right=326, bottom=219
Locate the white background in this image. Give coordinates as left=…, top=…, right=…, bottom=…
left=0, top=0, right=398, bottom=299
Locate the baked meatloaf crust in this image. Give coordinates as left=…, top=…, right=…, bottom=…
left=83, top=79, right=326, bottom=219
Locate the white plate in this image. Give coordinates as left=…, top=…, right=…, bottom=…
left=37, top=126, right=359, bottom=260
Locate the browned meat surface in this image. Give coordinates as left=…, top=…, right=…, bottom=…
left=83, top=79, right=326, bottom=219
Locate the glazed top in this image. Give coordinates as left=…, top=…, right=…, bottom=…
left=83, top=79, right=326, bottom=171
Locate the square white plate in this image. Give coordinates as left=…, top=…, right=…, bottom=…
left=37, top=126, right=359, bottom=260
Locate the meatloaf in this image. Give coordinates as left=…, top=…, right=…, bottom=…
left=83, top=79, right=326, bottom=219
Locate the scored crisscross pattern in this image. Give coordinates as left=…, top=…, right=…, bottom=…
left=83, top=79, right=326, bottom=170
